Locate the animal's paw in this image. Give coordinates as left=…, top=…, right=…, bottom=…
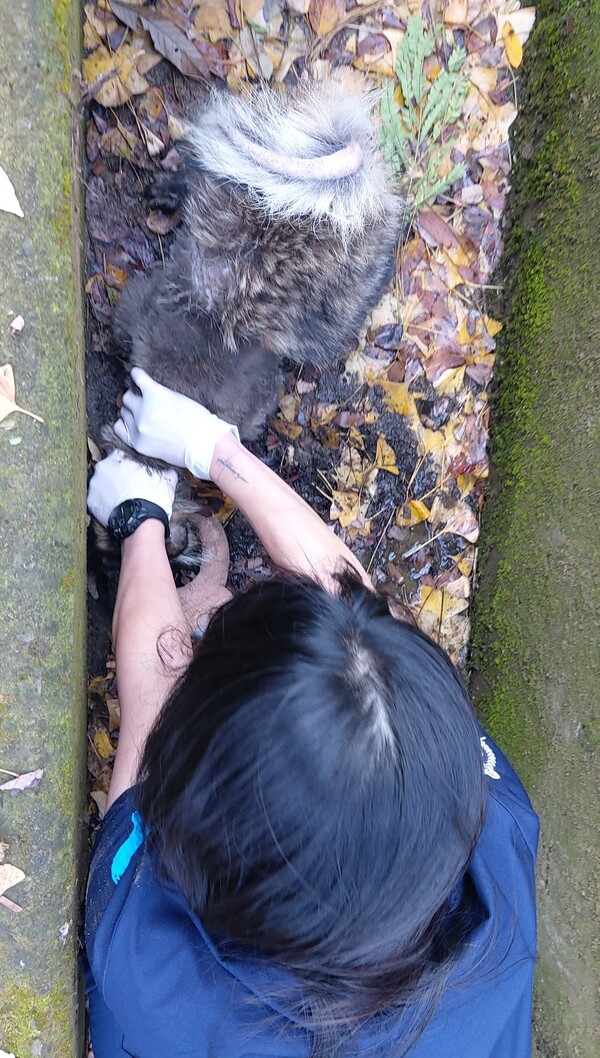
left=147, top=171, right=187, bottom=213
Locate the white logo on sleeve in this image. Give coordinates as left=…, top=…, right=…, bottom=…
left=480, top=736, right=500, bottom=780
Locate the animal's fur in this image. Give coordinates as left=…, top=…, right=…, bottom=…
left=101, top=68, right=406, bottom=568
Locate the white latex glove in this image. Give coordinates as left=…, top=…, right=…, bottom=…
left=87, top=449, right=178, bottom=528
left=113, top=368, right=240, bottom=481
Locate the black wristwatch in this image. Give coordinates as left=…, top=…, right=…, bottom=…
left=107, top=498, right=170, bottom=540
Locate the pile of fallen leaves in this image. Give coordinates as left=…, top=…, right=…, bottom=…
left=87, top=659, right=120, bottom=819
left=82, top=0, right=535, bottom=815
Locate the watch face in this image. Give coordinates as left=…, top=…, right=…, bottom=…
left=108, top=498, right=169, bottom=539
left=108, top=498, right=142, bottom=539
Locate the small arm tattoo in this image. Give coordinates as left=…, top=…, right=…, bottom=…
left=215, top=457, right=249, bottom=483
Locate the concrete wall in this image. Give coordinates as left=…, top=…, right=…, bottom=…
left=0, top=2, right=86, bottom=1055
left=470, top=2, right=600, bottom=1055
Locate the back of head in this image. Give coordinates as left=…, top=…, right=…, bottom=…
left=138, top=574, right=486, bottom=1044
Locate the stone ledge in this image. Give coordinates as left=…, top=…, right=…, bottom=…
left=470, top=2, right=600, bottom=1055
left=0, top=1, right=86, bottom=1055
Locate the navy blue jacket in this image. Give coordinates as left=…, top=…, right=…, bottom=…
left=85, top=731, right=538, bottom=1058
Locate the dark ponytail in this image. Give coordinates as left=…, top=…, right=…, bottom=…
left=137, top=573, right=486, bottom=1055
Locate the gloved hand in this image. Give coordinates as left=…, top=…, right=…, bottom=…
left=113, top=368, right=240, bottom=481
left=87, top=449, right=178, bottom=527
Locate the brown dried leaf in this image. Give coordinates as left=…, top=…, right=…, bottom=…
left=466, top=353, right=495, bottom=387
left=308, top=0, right=344, bottom=36
left=0, top=365, right=44, bottom=425
left=146, top=209, right=182, bottom=235
left=417, top=209, right=463, bottom=249
left=99, top=123, right=140, bottom=159
left=443, top=0, right=468, bottom=26
left=335, top=447, right=378, bottom=492
left=109, top=1, right=211, bottom=77
left=311, top=402, right=338, bottom=427
left=106, top=693, right=121, bottom=733
left=240, top=0, right=265, bottom=18
left=444, top=507, right=479, bottom=543
left=424, top=347, right=466, bottom=385
left=320, top=427, right=340, bottom=450
left=372, top=322, right=404, bottom=351
left=0, top=769, right=43, bottom=793
left=193, top=0, right=232, bottom=42
left=91, top=790, right=108, bottom=818
left=87, top=435, right=102, bottom=461
left=445, top=574, right=471, bottom=599
left=334, top=410, right=365, bottom=428
left=0, top=894, right=23, bottom=914
left=278, top=393, right=299, bottom=424
left=272, top=418, right=302, bottom=440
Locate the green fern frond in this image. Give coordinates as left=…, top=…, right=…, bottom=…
left=379, top=16, right=468, bottom=210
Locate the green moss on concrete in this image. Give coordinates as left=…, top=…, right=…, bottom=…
left=51, top=0, right=74, bottom=87
left=0, top=2, right=86, bottom=1056
left=470, top=2, right=600, bottom=1054
left=0, top=981, right=71, bottom=1057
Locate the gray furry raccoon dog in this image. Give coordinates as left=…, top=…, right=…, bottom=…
left=102, top=68, right=406, bottom=567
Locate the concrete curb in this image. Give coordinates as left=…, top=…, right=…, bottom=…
left=470, top=2, right=600, bottom=1055
left=0, top=2, right=86, bottom=1055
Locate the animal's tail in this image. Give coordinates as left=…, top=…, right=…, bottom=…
left=186, top=68, right=397, bottom=235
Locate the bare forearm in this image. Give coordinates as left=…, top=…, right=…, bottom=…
left=210, top=435, right=371, bottom=591
left=108, top=520, right=191, bottom=807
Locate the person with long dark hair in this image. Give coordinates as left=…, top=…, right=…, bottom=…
left=85, top=370, right=539, bottom=1058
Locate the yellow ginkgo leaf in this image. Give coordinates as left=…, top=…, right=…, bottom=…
left=484, top=316, right=503, bottom=337
left=375, top=435, right=399, bottom=475
left=330, top=490, right=362, bottom=528
left=379, top=382, right=420, bottom=430
left=418, top=586, right=468, bottom=620
left=456, top=473, right=477, bottom=497
left=434, top=365, right=466, bottom=396
left=458, top=556, right=474, bottom=576
left=94, top=730, right=115, bottom=760
left=502, top=22, right=523, bottom=69
left=396, top=499, right=430, bottom=527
